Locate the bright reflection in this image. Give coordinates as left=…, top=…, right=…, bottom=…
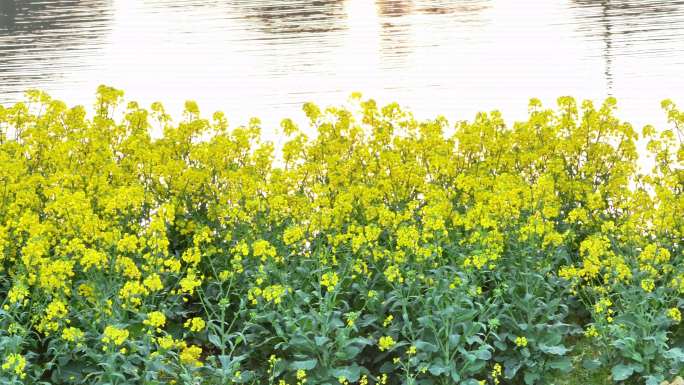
left=0, top=0, right=683, bottom=135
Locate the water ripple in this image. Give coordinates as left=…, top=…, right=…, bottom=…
left=0, top=0, right=683, bottom=131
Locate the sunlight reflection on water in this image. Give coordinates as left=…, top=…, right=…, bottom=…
left=1, top=0, right=683, bottom=135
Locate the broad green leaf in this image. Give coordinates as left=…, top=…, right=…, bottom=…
left=611, top=364, right=635, bottom=381
left=664, top=348, right=684, bottom=362
left=331, top=365, right=361, bottom=382
left=548, top=357, right=572, bottom=372
left=415, top=340, right=439, bottom=353
left=450, top=367, right=461, bottom=382
left=208, top=333, right=222, bottom=348
left=290, top=359, right=317, bottom=370
left=428, top=364, right=448, bottom=376
left=582, top=358, right=602, bottom=370
left=645, top=375, right=664, bottom=385
left=474, top=348, right=491, bottom=360
left=524, top=370, right=540, bottom=385
left=539, top=344, right=570, bottom=356
left=314, top=336, right=329, bottom=346
left=449, top=334, right=462, bottom=347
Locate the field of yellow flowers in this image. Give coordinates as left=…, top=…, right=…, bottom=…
left=0, top=86, right=682, bottom=385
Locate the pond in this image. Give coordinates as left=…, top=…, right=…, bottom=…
left=1, top=0, right=683, bottom=133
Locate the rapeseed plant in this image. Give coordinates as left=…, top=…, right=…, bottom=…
left=0, top=87, right=681, bottom=384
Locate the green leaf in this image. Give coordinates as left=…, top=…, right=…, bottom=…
left=338, top=345, right=362, bottom=360
left=233, top=370, right=255, bottom=383
left=664, top=348, right=684, bottom=362
left=582, top=358, right=602, bottom=370
left=218, top=355, right=241, bottom=369
left=290, top=336, right=312, bottom=350
left=450, top=367, right=461, bottom=382
left=331, top=365, right=361, bottom=382
left=449, top=334, right=461, bottom=347
left=611, top=364, right=635, bottom=381
left=493, top=340, right=507, bottom=350
left=524, top=370, right=540, bottom=385
left=645, top=375, right=664, bottom=385
left=208, top=334, right=222, bottom=348
left=504, top=360, right=522, bottom=378
left=642, top=343, right=657, bottom=358
left=415, top=340, right=439, bottom=353
left=57, top=355, right=71, bottom=366
left=315, top=336, right=329, bottom=346
left=428, top=364, right=448, bottom=376
left=273, top=358, right=287, bottom=377
left=474, top=348, right=491, bottom=360
left=357, top=315, right=378, bottom=328
left=416, top=379, right=436, bottom=385
left=463, top=359, right=487, bottom=374
left=290, top=359, right=317, bottom=370
left=548, top=357, right=572, bottom=372
left=465, top=335, right=483, bottom=345
left=539, top=344, right=570, bottom=356
left=347, top=337, right=373, bottom=347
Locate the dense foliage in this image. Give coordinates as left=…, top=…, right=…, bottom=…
left=0, top=87, right=682, bottom=385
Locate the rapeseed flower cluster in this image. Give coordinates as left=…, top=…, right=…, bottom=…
left=102, top=326, right=129, bottom=347
left=378, top=336, right=396, bottom=351
left=0, top=88, right=681, bottom=384
left=184, top=317, right=205, bottom=332
left=2, top=354, right=26, bottom=379
left=144, top=311, right=167, bottom=332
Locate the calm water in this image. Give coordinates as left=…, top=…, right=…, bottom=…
left=1, top=0, right=684, bottom=133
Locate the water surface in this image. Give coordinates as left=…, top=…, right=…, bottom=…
left=1, top=0, right=683, bottom=132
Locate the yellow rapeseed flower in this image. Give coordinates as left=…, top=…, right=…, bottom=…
left=179, top=344, right=203, bottom=367
left=378, top=336, right=396, bottom=351
left=102, top=326, right=129, bottom=347
left=515, top=336, right=528, bottom=348
left=144, top=311, right=167, bottom=331
left=184, top=317, right=206, bottom=332
left=62, top=327, right=84, bottom=343
left=320, top=272, right=339, bottom=291
left=2, top=353, right=26, bottom=379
